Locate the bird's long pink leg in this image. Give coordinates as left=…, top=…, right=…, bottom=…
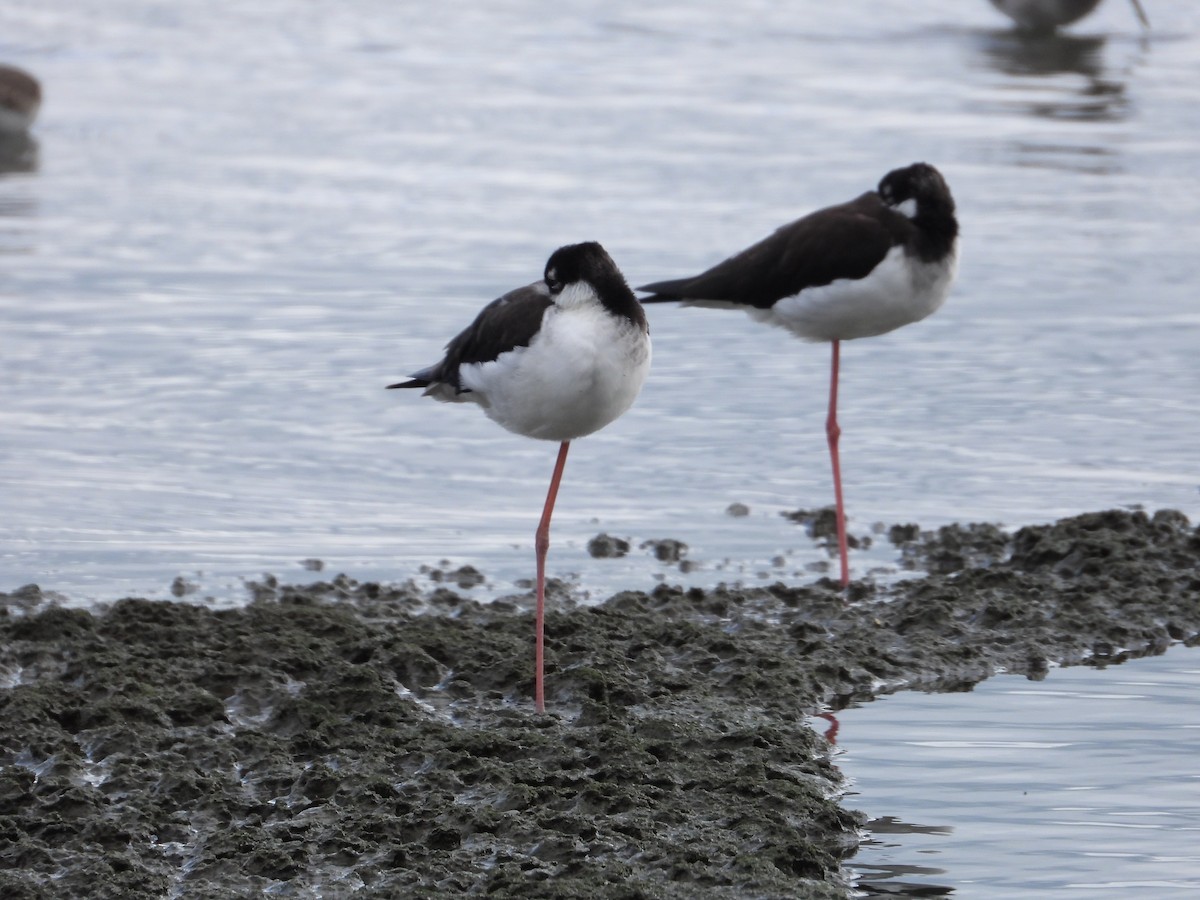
left=826, top=340, right=851, bottom=588
left=534, top=440, right=571, bottom=713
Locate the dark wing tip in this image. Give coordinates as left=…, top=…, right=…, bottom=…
left=636, top=279, right=690, bottom=300
left=389, top=363, right=441, bottom=390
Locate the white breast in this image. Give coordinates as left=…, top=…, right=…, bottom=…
left=753, top=243, right=959, bottom=342
left=459, top=302, right=651, bottom=443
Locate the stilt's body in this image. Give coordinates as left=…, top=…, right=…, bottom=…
left=987, top=0, right=1149, bottom=32
left=392, top=243, right=650, bottom=711
left=639, top=163, right=958, bottom=588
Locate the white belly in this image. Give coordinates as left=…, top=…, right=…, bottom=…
left=459, top=305, right=651, bottom=442
left=753, top=243, right=958, bottom=342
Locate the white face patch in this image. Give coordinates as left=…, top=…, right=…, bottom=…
left=554, top=280, right=601, bottom=310
left=896, top=198, right=918, bottom=219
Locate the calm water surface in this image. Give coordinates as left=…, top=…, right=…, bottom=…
left=1, top=1, right=1197, bottom=604
left=835, top=647, right=1200, bottom=898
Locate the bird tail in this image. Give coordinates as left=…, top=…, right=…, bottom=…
left=636, top=277, right=692, bottom=303
left=386, top=364, right=438, bottom=390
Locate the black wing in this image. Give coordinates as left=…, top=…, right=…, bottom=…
left=639, top=192, right=910, bottom=310
left=388, top=283, right=553, bottom=392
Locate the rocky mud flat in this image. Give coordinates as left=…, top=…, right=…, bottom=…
left=2, top=508, right=1198, bottom=898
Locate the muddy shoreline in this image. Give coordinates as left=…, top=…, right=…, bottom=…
left=2, top=508, right=1198, bottom=898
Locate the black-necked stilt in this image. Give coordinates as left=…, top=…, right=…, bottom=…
left=390, top=242, right=651, bottom=713
left=0, top=64, right=41, bottom=135
left=987, top=0, right=1149, bottom=32
left=639, top=163, right=958, bottom=589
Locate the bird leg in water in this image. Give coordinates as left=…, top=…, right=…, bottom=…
left=1130, top=0, right=1150, bottom=29
left=825, top=340, right=851, bottom=588
left=534, top=440, right=571, bottom=713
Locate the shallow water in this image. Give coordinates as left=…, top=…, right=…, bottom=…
left=1, top=1, right=1198, bottom=604
left=836, top=647, right=1200, bottom=898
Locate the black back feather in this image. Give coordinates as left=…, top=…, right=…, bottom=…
left=638, top=163, right=957, bottom=310
left=387, top=284, right=553, bottom=392
left=389, top=241, right=646, bottom=394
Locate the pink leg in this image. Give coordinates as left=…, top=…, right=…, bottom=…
left=534, top=441, right=571, bottom=713
left=826, top=340, right=850, bottom=588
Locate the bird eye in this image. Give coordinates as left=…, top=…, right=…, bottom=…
left=545, top=271, right=563, bottom=293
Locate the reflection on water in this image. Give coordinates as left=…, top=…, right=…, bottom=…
left=0, top=132, right=37, bottom=175
left=968, top=25, right=1148, bottom=175
left=972, top=29, right=1140, bottom=123
left=835, top=649, right=1200, bottom=898
left=0, top=132, right=37, bottom=257
left=979, top=30, right=1110, bottom=79
left=855, top=817, right=955, bottom=898
left=870, top=815, right=955, bottom=839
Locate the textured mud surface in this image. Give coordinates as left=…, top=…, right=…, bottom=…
left=2, top=509, right=1198, bottom=898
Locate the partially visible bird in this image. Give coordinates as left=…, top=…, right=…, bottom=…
left=639, top=163, right=959, bottom=588
left=390, top=241, right=651, bottom=713
left=0, top=64, right=41, bottom=134
left=987, top=0, right=1149, bottom=32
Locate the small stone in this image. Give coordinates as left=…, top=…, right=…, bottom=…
left=587, top=533, right=631, bottom=559
left=170, top=576, right=198, bottom=598
left=888, top=523, right=921, bottom=544
left=641, top=538, right=688, bottom=564
left=447, top=565, right=486, bottom=589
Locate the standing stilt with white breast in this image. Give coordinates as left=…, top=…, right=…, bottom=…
left=390, top=242, right=651, bottom=712
left=639, top=163, right=958, bottom=589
